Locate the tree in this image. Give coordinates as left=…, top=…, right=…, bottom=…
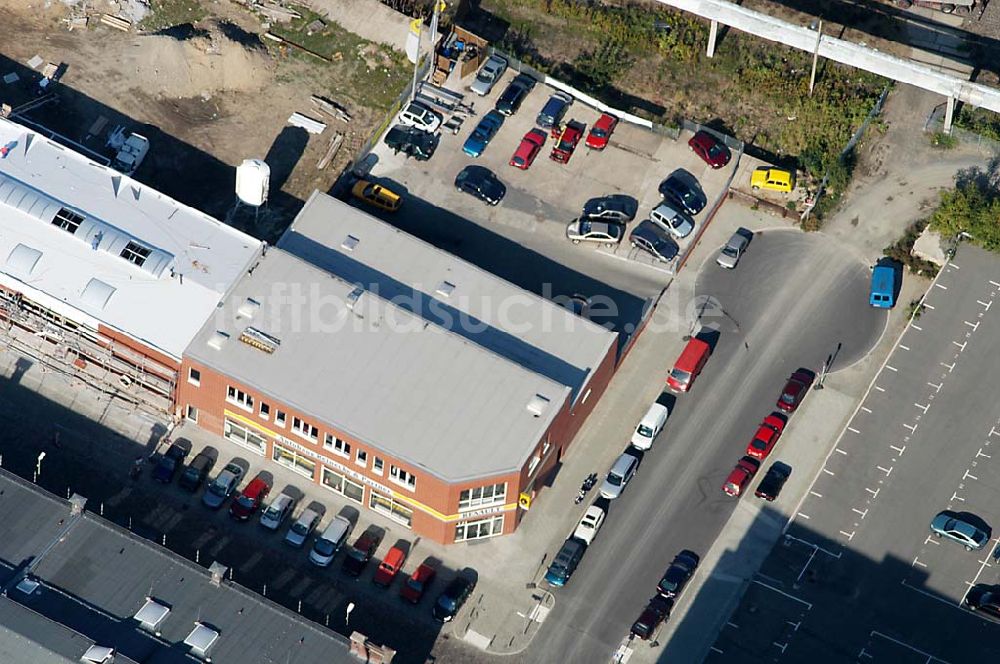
left=929, top=181, right=1000, bottom=251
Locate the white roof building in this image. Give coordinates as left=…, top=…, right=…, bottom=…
left=0, top=117, right=263, bottom=360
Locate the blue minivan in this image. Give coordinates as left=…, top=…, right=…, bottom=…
left=869, top=264, right=896, bottom=308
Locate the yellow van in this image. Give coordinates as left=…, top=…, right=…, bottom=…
left=351, top=180, right=402, bottom=212
left=750, top=167, right=795, bottom=193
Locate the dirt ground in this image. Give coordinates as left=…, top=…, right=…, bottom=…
left=0, top=0, right=398, bottom=240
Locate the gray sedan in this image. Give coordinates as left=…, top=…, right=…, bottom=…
left=929, top=510, right=990, bottom=550
left=470, top=55, right=508, bottom=96
left=716, top=228, right=752, bottom=269
left=566, top=218, right=625, bottom=246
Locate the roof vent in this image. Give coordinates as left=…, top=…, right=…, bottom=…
left=526, top=394, right=551, bottom=417
left=15, top=577, right=40, bottom=595
left=134, top=597, right=170, bottom=633
left=81, top=645, right=115, bottom=664
left=80, top=278, right=116, bottom=311
left=184, top=622, right=220, bottom=659
left=342, top=234, right=359, bottom=251
left=346, top=286, right=364, bottom=311
left=237, top=297, right=260, bottom=319
left=207, top=331, right=230, bottom=350
left=239, top=326, right=280, bottom=354
left=436, top=281, right=456, bottom=297
left=209, top=561, right=228, bottom=587
left=6, top=243, right=42, bottom=278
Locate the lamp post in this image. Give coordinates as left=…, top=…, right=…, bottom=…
left=33, top=451, right=46, bottom=483
left=345, top=602, right=355, bottom=626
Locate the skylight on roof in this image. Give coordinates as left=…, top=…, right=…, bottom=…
left=436, top=281, right=456, bottom=297
left=184, top=622, right=220, bottom=657
left=526, top=393, right=551, bottom=417
left=52, top=207, right=84, bottom=234
left=237, top=297, right=261, bottom=318
left=120, top=240, right=152, bottom=267
left=6, top=243, right=41, bottom=278
left=342, top=234, right=359, bottom=251
left=134, top=597, right=170, bottom=632
left=82, top=645, right=115, bottom=664
left=80, top=278, right=116, bottom=310
left=207, top=331, right=230, bottom=350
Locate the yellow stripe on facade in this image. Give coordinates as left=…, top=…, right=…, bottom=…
left=224, top=409, right=517, bottom=523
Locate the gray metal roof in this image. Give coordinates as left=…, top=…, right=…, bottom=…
left=0, top=471, right=357, bottom=664
left=278, top=191, right=618, bottom=402
left=187, top=249, right=569, bottom=482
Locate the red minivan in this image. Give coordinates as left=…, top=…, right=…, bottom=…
left=667, top=338, right=711, bottom=393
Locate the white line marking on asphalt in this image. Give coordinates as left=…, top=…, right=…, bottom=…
left=952, top=492, right=965, bottom=502
left=751, top=579, right=812, bottom=609
left=890, top=445, right=906, bottom=455
left=840, top=530, right=855, bottom=541
left=941, top=362, right=955, bottom=372
left=899, top=344, right=910, bottom=351
left=709, top=646, right=723, bottom=654
left=962, top=541, right=999, bottom=606
left=990, top=427, right=999, bottom=438
left=877, top=465, right=893, bottom=476
left=861, top=406, right=872, bottom=413
left=810, top=490, right=823, bottom=498
left=822, top=468, right=835, bottom=476
left=953, top=340, right=967, bottom=351
left=949, top=262, right=961, bottom=269
left=773, top=642, right=787, bottom=653
left=847, top=427, right=860, bottom=434
left=903, top=423, right=918, bottom=433
left=936, top=283, right=949, bottom=290
left=797, top=512, right=811, bottom=520
left=865, top=487, right=880, bottom=497
left=991, top=280, right=1000, bottom=288
left=858, top=648, right=872, bottom=660
left=795, top=548, right=818, bottom=584
left=786, top=620, right=800, bottom=632
left=886, top=365, right=898, bottom=372
left=853, top=508, right=868, bottom=518
left=911, top=324, right=923, bottom=330
left=835, top=449, right=848, bottom=456
left=924, top=303, right=936, bottom=310
left=755, top=572, right=784, bottom=586
left=894, top=588, right=967, bottom=630
left=915, top=403, right=930, bottom=413
left=926, top=536, right=940, bottom=545
left=965, top=320, right=980, bottom=330
left=726, top=621, right=739, bottom=629
left=977, top=448, right=992, bottom=459
left=964, top=470, right=978, bottom=481
left=913, top=557, right=927, bottom=568
left=875, top=385, right=886, bottom=392
left=927, top=381, right=942, bottom=392
left=782, top=534, right=842, bottom=559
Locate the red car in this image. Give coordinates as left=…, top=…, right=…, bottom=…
left=688, top=130, right=731, bottom=169
left=777, top=369, right=815, bottom=413
left=586, top=113, right=618, bottom=150
left=510, top=129, right=546, bottom=170
left=400, top=562, right=436, bottom=603
left=746, top=414, right=787, bottom=460
left=550, top=120, right=586, bottom=164
left=228, top=474, right=270, bottom=521
left=722, top=456, right=760, bottom=497
left=373, top=545, right=407, bottom=587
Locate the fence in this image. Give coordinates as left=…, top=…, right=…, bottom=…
left=925, top=102, right=1000, bottom=154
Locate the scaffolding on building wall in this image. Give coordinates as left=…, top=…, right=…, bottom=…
left=0, top=290, right=176, bottom=415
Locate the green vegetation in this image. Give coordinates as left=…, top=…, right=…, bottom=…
left=929, top=180, right=1000, bottom=252
left=268, top=6, right=411, bottom=110
left=954, top=107, right=1000, bottom=143
left=484, top=0, right=886, bottom=218
left=929, top=131, right=958, bottom=149
left=141, top=0, right=207, bottom=30
left=883, top=218, right=938, bottom=276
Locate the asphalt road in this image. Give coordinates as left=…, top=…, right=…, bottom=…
left=519, top=229, right=886, bottom=663
left=708, top=244, right=1000, bottom=663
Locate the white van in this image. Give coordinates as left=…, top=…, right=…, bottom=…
left=309, top=515, right=353, bottom=567
left=630, top=403, right=670, bottom=450
left=259, top=492, right=297, bottom=530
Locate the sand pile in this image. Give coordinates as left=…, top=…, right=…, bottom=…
left=125, top=30, right=272, bottom=99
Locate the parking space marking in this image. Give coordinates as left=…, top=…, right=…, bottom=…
left=822, top=468, right=835, bottom=476
left=877, top=465, right=893, bottom=476
left=852, top=508, right=868, bottom=518
left=836, top=448, right=848, bottom=455
left=977, top=300, right=992, bottom=309
left=965, top=320, right=980, bottom=331
left=977, top=448, right=991, bottom=459
left=797, top=512, right=811, bottom=520
left=885, top=365, right=898, bottom=372
left=990, top=280, right=1000, bottom=288
left=725, top=621, right=739, bottom=629
left=903, top=423, right=917, bottom=433
left=927, top=381, right=942, bottom=392
left=839, top=530, right=855, bottom=541
left=709, top=646, right=724, bottom=654
left=899, top=344, right=910, bottom=351
left=911, top=324, right=923, bottom=331
left=925, top=535, right=940, bottom=545
left=750, top=579, right=812, bottom=610
left=924, top=303, right=936, bottom=310
left=950, top=491, right=965, bottom=502
left=870, top=629, right=953, bottom=663
left=861, top=406, right=872, bottom=413
left=782, top=533, right=843, bottom=559
left=960, top=538, right=999, bottom=604
left=890, top=445, right=905, bottom=456
left=963, top=469, right=978, bottom=481
left=941, top=362, right=955, bottom=372
left=949, top=263, right=961, bottom=270
left=865, top=487, right=880, bottom=497
left=809, top=490, right=822, bottom=498
left=847, top=427, right=860, bottom=434
left=952, top=341, right=967, bottom=351
left=914, top=403, right=929, bottom=414
left=935, top=283, right=948, bottom=290
left=912, top=557, right=927, bottom=568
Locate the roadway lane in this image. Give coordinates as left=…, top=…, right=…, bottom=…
left=522, top=229, right=885, bottom=663
left=708, top=244, right=1000, bottom=663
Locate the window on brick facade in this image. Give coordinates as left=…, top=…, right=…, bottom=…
left=185, top=405, right=198, bottom=422
left=389, top=465, right=416, bottom=490
left=187, top=368, right=201, bottom=386
left=226, top=386, right=253, bottom=411
left=459, top=483, right=507, bottom=511
left=259, top=402, right=270, bottom=420
left=275, top=410, right=286, bottom=427
left=291, top=416, right=318, bottom=442
left=324, top=434, right=350, bottom=458
left=373, top=457, right=384, bottom=475
left=356, top=449, right=367, bottom=468
left=455, top=516, right=504, bottom=542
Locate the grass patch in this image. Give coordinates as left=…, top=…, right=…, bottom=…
left=141, top=0, right=208, bottom=30
left=955, top=106, right=1000, bottom=142
left=883, top=218, right=939, bottom=276
left=267, top=5, right=411, bottom=110
left=929, top=131, right=958, bottom=149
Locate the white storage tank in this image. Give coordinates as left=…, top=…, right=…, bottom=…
left=235, top=159, right=270, bottom=207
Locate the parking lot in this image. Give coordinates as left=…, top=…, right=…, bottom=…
left=352, top=67, right=740, bottom=335
left=706, top=244, right=1000, bottom=663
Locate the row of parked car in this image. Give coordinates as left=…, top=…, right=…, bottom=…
left=149, top=444, right=476, bottom=623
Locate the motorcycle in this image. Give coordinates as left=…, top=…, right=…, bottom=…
left=574, top=472, right=599, bottom=504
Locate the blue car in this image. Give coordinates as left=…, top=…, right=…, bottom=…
left=462, top=110, right=505, bottom=158
left=544, top=538, right=586, bottom=587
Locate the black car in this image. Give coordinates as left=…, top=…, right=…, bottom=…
left=656, top=550, right=700, bottom=598
left=342, top=531, right=383, bottom=577
left=455, top=165, right=506, bottom=206
left=659, top=169, right=707, bottom=216
left=630, top=220, right=679, bottom=263
left=582, top=194, right=637, bottom=223
left=432, top=576, right=475, bottom=623
left=152, top=443, right=188, bottom=484
left=755, top=461, right=792, bottom=501
left=178, top=451, right=214, bottom=492
left=384, top=124, right=437, bottom=161
left=966, top=583, right=1000, bottom=622
left=495, top=73, right=536, bottom=117
left=630, top=595, right=673, bottom=640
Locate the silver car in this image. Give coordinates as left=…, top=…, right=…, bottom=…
left=716, top=229, right=751, bottom=269
left=201, top=462, right=244, bottom=509
left=599, top=452, right=639, bottom=499
left=930, top=510, right=990, bottom=550
left=566, top=218, right=625, bottom=246
left=470, top=55, right=508, bottom=96
left=650, top=201, right=694, bottom=239
left=284, top=508, right=322, bottom=548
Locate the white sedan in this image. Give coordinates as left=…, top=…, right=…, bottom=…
left=573, top=504, right=606, bottom=546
